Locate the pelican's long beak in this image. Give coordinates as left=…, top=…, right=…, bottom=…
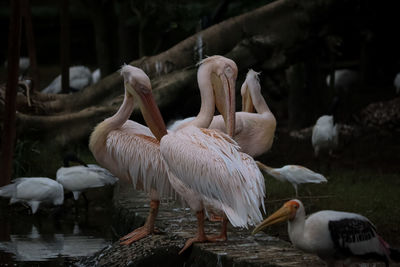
left=214, top=73, right=236, bottom=137
left=125, top=82, right=167, bottom=141
left=252, top=204, right=292, bottom=235
left=242, top=84, right=254, bottom=113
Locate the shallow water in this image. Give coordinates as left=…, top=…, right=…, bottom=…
left=0, top=200, right=114, bottom=266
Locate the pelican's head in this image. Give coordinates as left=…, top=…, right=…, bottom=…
left=252, top=199, right=303, bottom=235
left=198, top=55, right=237, bottom=137
left=120, top=65, right=167, bottom=140
left=241, top=69, right=260, bottom=113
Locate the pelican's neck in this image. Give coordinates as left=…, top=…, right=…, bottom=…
left=107, top=91, right=135, bottom=129
left=288, top=209, right=307, bottom=250
left=192, top=67, right=215, bottom=128
left=89, top=91, right=134, bottom=160
left=250, top=89, right=271, bottom=114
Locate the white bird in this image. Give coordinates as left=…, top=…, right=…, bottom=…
left=4, top=57, right=30, bottom=78
left=394, top=72, right=400, bottom=94
left=169, top=69, right=276, bottom=158
left=41, top=65, right=95, bottom=94
left=91, top=68, right=101, bottom=84
left=256, top=161, right=327, bottom=197
left=312, top=115, right=338, bottom=157
left=89, top=65, right=174, bottom=245
left=56, top=163, right=117, bottom=201
left=326, top=69, right=359, bottom=93
left=252, top=199, right=400, bottom=267
left=0, top=177, right=64, bottom=214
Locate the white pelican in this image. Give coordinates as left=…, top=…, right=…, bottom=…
left=42, top=65, right=95, bottom=94
left=89, top=65, right=173, bottom=245
left=56, top=160, right=117, bottom=201
left=123, top=56, right=265, bottom=254
left=312, top=115, right=338, bottom=157
left=256, top=161, right=327, bottom=197
left=0, top=177, right=64, bottom=214
left=252, top=199, right=400, bottom=267
left=169, top=69, right=276, bottom=158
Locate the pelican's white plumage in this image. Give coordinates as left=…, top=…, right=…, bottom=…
left=256, top=162, right=327, bottom=196
left=312, top=115, right=338, bottom=157
left=89, top=65, right=173, bottom=245
left=42, top=65, right=94, bottom=94
left=56, top=164, right=117, bottom=200
left=0, top=177, right=64, bottom=214
left=253, top=199, right=400, bottom=267
left=161, top=126, right=265, bottom=227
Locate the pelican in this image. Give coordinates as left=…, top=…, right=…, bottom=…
left=42, top=65, right=96, bottom=94
left=169, top=69, right=276, bottom=158
left=256, top=161, right=327, bottom=197
left=56, top=155, right=118, bottom=202
left=0, top=177, right=64, bottom=214
left=121, top=56, right=265, bottom=253
left=312, top=115, right=338, bottom=157
left=252, top=199, right=400, bottom=267
left=89, top=66, right=173, bottom=245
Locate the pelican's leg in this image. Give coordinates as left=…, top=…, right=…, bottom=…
left=179, top=210, right=210, bottom=254
left=208, top=215, right=228, bottom=241
left=120, top=199, right=160, bottom=245
left=208, top=212, right=224, bottom=222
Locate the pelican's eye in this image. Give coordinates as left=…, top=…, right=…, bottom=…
left=224, top=65, right=234, bottom=78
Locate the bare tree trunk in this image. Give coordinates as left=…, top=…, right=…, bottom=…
left=1, top=0, right=22, bottom=186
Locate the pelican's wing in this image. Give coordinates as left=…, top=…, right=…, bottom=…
left=106, top=121, right=174, bottom=198
left=167, top=116, right=195, bottom=132
left=160, top=125, right=265, bottom=227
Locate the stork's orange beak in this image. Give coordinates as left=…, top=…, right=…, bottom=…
left=252, top=204, right=292, bottom=235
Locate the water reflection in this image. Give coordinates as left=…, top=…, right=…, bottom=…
left=0, top=200, right=114, bottom=265
left=0, top=224, right=110, bottom=262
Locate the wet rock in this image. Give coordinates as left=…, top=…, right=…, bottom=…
left=79, top=183, right=324, bottom=267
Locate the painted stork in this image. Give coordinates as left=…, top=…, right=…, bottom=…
left=252, top=199, right=400, bottom=267
left=0, top=177, right=64, bottom=214
left=256, top=161, right=327, bottom=197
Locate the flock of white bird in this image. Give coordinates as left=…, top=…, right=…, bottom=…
left=1, top=57, right=399, bottom=266
left=0, top=156, right=117, bottom=215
